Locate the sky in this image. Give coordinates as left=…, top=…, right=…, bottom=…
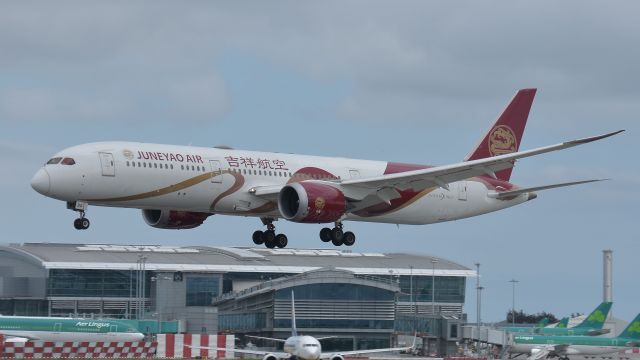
left=1, top=1, right=639, bottom=323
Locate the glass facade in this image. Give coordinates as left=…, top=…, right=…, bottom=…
left=47, top=269, right=151, bottom=298
left=0, top=299, right=48, bottom=316
left=219, top=312, right=267, bottom=331
left=274, top=318, right=393, bottom=329
left=397, top=276, right=465, bottom=303
left=275, top=284, right=394, bottom=301
left=394, top=314, right=437, bottom=333
left=186, top=275, right=220, bottom=306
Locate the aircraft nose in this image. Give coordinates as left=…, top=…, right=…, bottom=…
left=31, top=168, right=50, bottom=195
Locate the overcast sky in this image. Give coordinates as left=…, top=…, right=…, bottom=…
left=1, top=1, right=638, bottom=323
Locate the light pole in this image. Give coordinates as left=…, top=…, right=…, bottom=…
left=431, top=258, right=438, bottom=316
left=509, top=279, right=519, bottom=326
left=409, top=265, right=414, bottom=314
left=475, top=263, right=481, bottom=346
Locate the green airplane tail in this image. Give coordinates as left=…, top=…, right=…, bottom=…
left=555, top=317, right=569, bottom=328
left=537, top=318, right=550, bottom=328
left=618, top=313, right=640, bottom=340
left=574, top=302, right=612, bottom=329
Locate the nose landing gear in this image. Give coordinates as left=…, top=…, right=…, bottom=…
left=252, top=218, right=288, bottom=248
left=319, top=222, right=355, bottom=246
left=68, top=201, right=90, bottom=230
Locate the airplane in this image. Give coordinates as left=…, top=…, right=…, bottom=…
left=502, top=302, right=612, bottom=336
left=30, top=88, right=624, bottom=248
left=0, top=315, right=144, bottom=342
left=509, top=313, right=640, bottom=360
left=191, top=291, right=415, bottom=360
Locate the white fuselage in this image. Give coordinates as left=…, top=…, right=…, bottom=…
left=32, top=141, right=530, bottom=225
left=1, top=329, right=144, bottom=343
left=282, top=335, right=322, bottom=360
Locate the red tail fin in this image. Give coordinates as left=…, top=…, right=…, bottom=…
left=464, top=88, right=537, bottom=181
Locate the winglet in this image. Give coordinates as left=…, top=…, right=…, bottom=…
left=465, top=88, right=537, bottom=181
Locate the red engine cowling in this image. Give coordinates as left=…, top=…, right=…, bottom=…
left=142, top=209, right=210, bottom=229
left=278, top=182, right=346, bottom=223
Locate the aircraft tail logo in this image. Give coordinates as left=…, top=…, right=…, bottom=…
left=575, top=302, right=612, bottom=329
left=619, top=314, right=640, bottom=340
left=464, top=88, right=536, bottom=181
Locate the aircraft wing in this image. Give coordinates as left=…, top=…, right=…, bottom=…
left=487, top=179, right=607, bottom=199
left=245, top=334, right=287, bottom=342
left=339, top=130, right=622, bottom=201
left=187, top=346, right=289, bottom=359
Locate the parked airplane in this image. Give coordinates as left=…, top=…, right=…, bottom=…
left=509, top=313, right=640, bottom=360
left=0, top=315, right=144, bottom=342
left=30, top=89, right=623, bottom=248
left=503, top=302, right=612, bottom=336
left=192, top=291, right=414, bottom=360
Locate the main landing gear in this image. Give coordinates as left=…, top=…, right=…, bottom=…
left=68, top=201, right=90, bottom=230
left=319, top=221, right=355, bottom=246
left=252, top=218, right=288, bottom=249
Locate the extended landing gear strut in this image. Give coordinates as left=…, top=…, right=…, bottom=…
left=68, top=201, right=90, bottom=230
left=252, top=218, right=288, bottom=248
left=319, top=221, right=355, bottom=246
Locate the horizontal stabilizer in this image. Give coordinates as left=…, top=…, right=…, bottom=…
left=488, top=179, right=607, bottom=199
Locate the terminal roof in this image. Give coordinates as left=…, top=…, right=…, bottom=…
left=1, top=242, right=474, bottom=276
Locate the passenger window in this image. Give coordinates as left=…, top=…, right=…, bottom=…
left=61, top=158, right=76, bottom=165
left=46, top=157, right=62, bottom=165
left=132, top=162, right=136, bottom=167
left=126, top=161, right=130, bottom=167
left=269, top=171, right=272, bottom=176
left=165, top=164, right=168, bottom=169
left=154, top=163, right=158, bottom=168
left=170, top=164, right=174, bottom=169
left=192, top=165, right=195, bottom=171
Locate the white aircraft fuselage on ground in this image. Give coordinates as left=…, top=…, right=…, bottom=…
left=30, top=89, right=622, bottom=248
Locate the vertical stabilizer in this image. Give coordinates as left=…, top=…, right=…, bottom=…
left=574, top=302, right=612, bottom=329
left=555, top=317, right=569, bottom=328
left=464, top=88, right=537, bottom=181
left=618, top=313, right=640, bottom=340
left=291, top=290, right=298, bottom=337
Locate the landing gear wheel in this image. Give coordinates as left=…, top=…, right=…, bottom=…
left=265, top=237, right=276, bottom=249
left=262, top=230, right=276, bottom=245
left=252, top=231, right=265, bottom=245
left=331, top=227, right=343, bottom=243
left=74, top=218, right=90, bottom=230
left=331, top=235, right=343, bottom=246
left=319, top=228, right=332, bottom=242
left=275, top=234, right=288, bottom=248
left=342, top=231, right=356, bottom=246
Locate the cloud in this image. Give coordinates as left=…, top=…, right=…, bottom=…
left=1, top=1, right=638, bottom=126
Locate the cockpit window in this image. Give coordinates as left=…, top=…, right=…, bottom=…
left=61, top=157, right=76, bottom=165
left=304, top=344, right=318, bottom=347
left=46, top=157, right=62, bottom=165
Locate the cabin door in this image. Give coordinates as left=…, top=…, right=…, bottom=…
left=209, top=160, right=222, bottom=183
left=99, top=152, right=116, bottom=176
left=54, top=323, right=62, bottom=332
left=110, top=325, right=118, bottom=332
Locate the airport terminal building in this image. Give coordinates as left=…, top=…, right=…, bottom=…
left=0, top=243, right=474, bottom=355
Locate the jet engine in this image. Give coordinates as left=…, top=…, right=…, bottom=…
left=142, top=209, right=210, bottom=229
left=262, top=354, right=278, bottom=360
left=330, top=355, right=345, bottom=360
left=278, top=182, right=346, bottom=223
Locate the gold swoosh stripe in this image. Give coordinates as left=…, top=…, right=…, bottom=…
left=209, top=172, right=245, bottom=211
left=88, top=172, right=216, bottom=202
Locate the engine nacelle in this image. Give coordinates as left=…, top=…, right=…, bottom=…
left=278, top=182, right=346, bottom=223
left=142, top=209, right=210, bottom=229
left=331, top=355, right=345, bottom=360
left=262, top=354, right=278, bottom=360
